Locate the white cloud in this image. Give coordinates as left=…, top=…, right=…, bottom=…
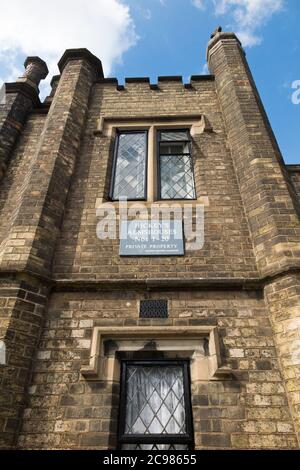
left=143, top=9, right=152, bottom=20
left=201, top=63, right=209, bottom=74
left=192, top=0, right=206, bottom=9
left=136, top=6, right=152, bottom=20
left=214, top=0, right=283, bottom=29
left=236, top=30, right=262, bottom=47
left=0, top=0, right=138, bottom=91
left=192, top=0, right=285, bottom=47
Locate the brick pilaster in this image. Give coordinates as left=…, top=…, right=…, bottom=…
left=0, top=49, right=103, bottom=277
left=264, top=274, right=300, bottom=444
left=0, top=57, right=47, bottom=182
left=207, top=31, right=300, bottom=444
left=0, top=49, right=103, bottom=448
left=0, top=275, right=49, bottom=448
left=207, top=32, right=300, bottom=278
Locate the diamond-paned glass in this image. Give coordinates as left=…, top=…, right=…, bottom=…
left=159, top=130, right=196, bottom=200
left=123, top=444, right=188, bottom=450
left=160, top=154, right=196, bottom=199
left=124, top=365, right=186, bottom=436
left=112, top=132, right=147, bottom=200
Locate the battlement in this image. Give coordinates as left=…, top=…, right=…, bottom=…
left=92, top=74, right=215, bottom=93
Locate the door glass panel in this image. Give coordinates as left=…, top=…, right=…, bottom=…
left=123, top=443, right=189, bottom=450
left=124, top=365, right=186, bottom=435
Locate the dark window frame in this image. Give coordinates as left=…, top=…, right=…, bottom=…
left=109, top=129, right=148, bottom=201
left=117, top=359, right=194, bottom=450
left=157, top=129, right=197, bottom=201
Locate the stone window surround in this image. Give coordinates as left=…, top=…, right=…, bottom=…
left=94, top=115, right=213, bottom=204
left=80, top=326, right=229, bottom=385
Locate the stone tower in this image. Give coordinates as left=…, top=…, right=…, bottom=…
left=0, top=31, right=299, bottom=450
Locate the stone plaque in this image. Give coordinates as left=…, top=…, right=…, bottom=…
left=119, top=219, right=184, bottom=256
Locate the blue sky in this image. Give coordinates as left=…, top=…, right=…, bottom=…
left=0, top=0, right=299, bottom=164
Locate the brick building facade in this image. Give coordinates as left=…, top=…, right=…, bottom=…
left=0, top=30, right=299, bottom=450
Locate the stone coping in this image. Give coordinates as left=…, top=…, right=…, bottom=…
left=24, top=56, right=49, bottom=78
left=95, top=75, right=215, bottom=88
left=58, top=48, right=104, bottom=77
left=5, top=82, right=41, bottom=107
left=206, top=32, right=242, bottom=60
left=287, top=164, right=300, bottom=172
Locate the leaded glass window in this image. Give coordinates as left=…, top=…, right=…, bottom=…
left=110, top=131, right=147, bottom=200
left=118, top=361, right=194, bottom=450
left=158, top=130, right=196, bottom=200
